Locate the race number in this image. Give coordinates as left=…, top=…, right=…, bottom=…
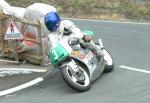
left=52, top=50, right=58, bottom=60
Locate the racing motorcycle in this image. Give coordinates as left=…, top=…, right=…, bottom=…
left=48, top=35, right=114, bottom=92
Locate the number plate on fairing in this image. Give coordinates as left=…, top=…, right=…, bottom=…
left=49, top=43, right=69, bottom=65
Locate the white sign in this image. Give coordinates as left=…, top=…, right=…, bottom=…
left=4, top=21, right=23, bottom=40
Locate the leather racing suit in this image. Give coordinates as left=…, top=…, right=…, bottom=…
left=49, top=20, right=102, bottom=57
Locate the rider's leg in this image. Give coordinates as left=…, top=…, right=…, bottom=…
left=80, top=40, right=103, bottom=58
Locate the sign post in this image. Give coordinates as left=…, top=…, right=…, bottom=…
left=4, top=21, right=23, bottom=62
left=4, top=21, right=23, bottom=40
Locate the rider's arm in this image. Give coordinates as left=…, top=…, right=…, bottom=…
left=62, top=20, right=84, bottom=40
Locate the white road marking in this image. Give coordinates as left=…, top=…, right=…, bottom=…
left=64, top=18, right=150, bottom=25
left=119, top=65, right=150, bottom=74
left=0, top=68, right=47, bottom=77
left=0, top=68, right=47, bottom=73
left=0, top=77, right=44, bottom=97
left=0, top=68, right=48, bottom=77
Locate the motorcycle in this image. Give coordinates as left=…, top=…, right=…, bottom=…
left=48, top=35, right=114, bottom=92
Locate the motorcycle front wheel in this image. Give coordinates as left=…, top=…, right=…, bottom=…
left=61, top=64, right=91, bottom=92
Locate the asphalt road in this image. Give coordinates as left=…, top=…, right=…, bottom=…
left=1, top=19, right=150, bottom=103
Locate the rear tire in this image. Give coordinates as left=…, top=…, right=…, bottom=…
left=103, top=49, right=114, bottom=73
left=61, top=64, right=91, bottom=92
left=95, top=43, right=114, bottom=73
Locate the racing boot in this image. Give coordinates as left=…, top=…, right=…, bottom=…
left=95, top=48, right=103, bottom=60
left=80, top=39, right=103, bottom=59
left=90, top=46, right=103, bottom=60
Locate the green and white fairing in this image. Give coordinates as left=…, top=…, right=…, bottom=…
left=49, top=37, right=72, bottom=65
left=49, top=43, right=69, bottom=65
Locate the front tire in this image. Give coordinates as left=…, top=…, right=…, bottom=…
left=61, top=64, right=91, bottom=92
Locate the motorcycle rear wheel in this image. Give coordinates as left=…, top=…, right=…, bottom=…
left=61, top=64, right=91, bottom=92
left=95, top=43, right=114, bottom=73
left=103, top=49, right=114, bottom=73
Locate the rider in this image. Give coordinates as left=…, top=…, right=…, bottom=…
left=44, top=12, right=102, bottom=58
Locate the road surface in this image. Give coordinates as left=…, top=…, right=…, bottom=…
left=0, top=19, right=150, bottom=103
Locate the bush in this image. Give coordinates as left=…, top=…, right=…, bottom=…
left=6, top=0, right=150, bottom=21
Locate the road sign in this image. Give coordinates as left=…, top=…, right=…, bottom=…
left=4, top=21, right=23, bottom=40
